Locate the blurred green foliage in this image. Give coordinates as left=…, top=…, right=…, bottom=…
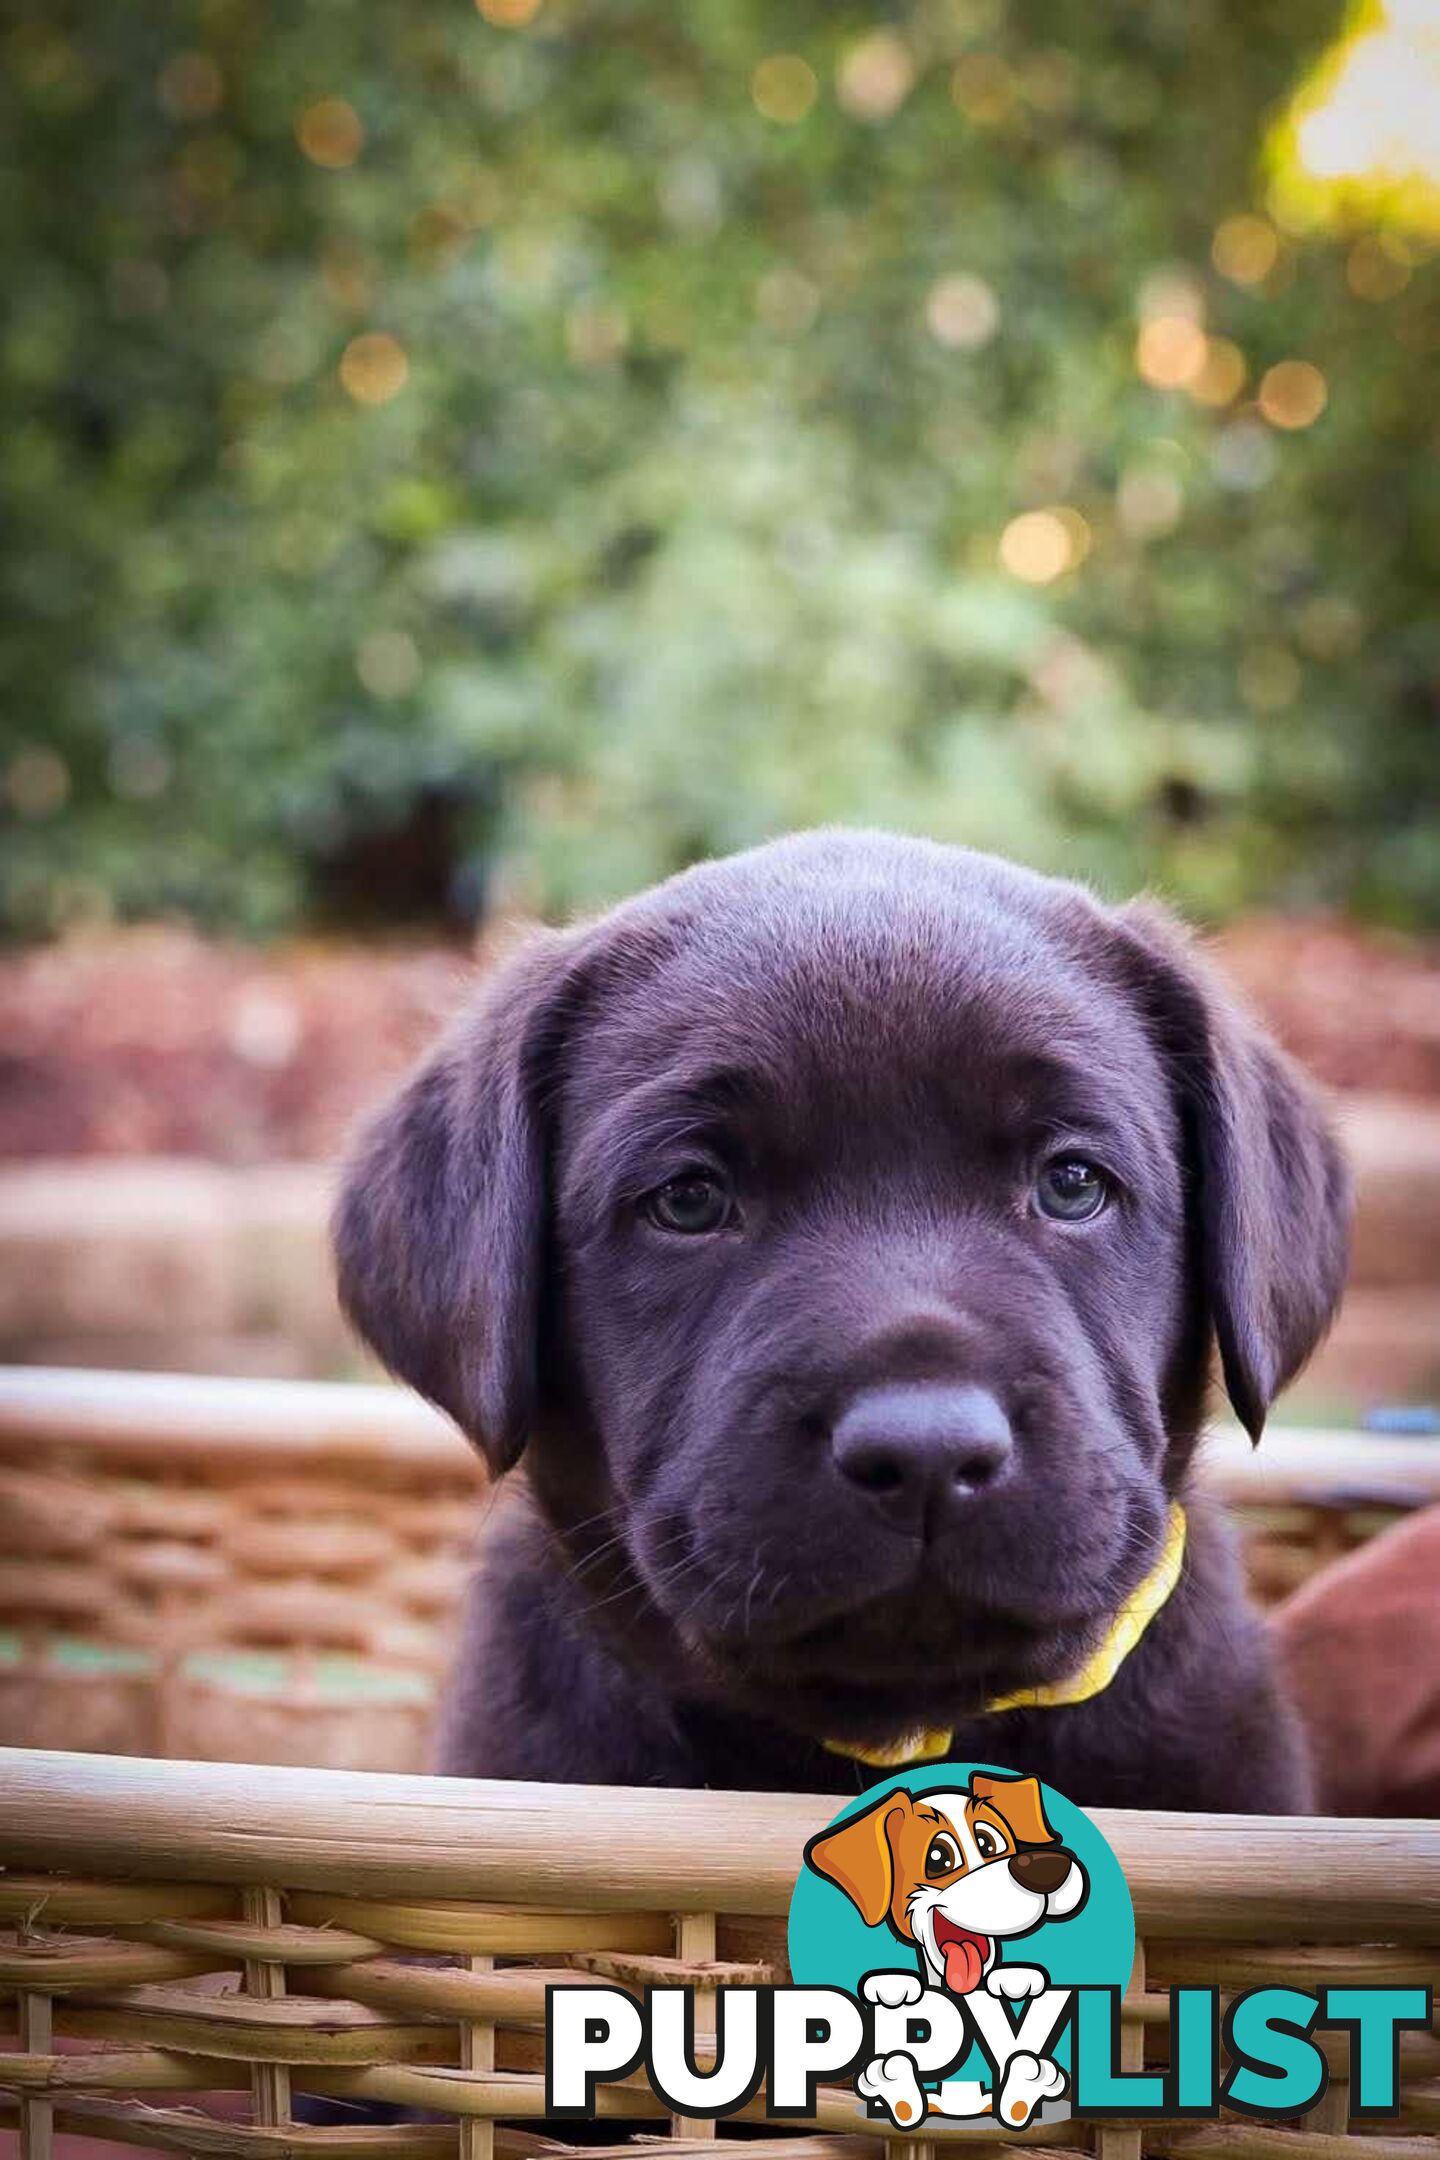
left=2, top=0, right=1438, bottom=936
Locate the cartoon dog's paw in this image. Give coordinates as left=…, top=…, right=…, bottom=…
left=995, top=2051, right=1067, bottom=2128
left=986, top=1963, right=1048, bottom=2002
left=858, top=2052, right=928, bottom=2130
left=862, top=1971, right=925, bottom=2010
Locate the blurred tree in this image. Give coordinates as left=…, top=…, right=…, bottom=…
left=1, top=0, right=1436, bottom=935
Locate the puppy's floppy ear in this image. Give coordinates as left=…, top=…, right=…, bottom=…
left=332, top=930, right=577, bottom=1474
left=804, top=1788, right=912, bottom=1927
left=1113, top=902, right=1350, bottom=1441
left=969, top=1773, right=1056, bottom=1847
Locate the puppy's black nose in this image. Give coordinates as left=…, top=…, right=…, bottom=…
left=831, top=1383, right=1013, bottom=1527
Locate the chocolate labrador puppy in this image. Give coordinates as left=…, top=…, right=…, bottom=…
left=334, top=831, right=1349, bottom=1811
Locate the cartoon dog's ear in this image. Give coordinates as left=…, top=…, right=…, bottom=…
left=970, top=1774, right=1056, bottom=1847
left=804, top=1789, right=913, bottom=1927
left=1112, top=902, right=1350, bottom=1441
left=332, top=929, right=579, bottom=1476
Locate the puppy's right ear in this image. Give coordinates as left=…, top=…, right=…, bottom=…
left=332, top=932, right=575, bottom=1475
left=1113, top=902, right=1351, bottom=1439
left=804, top=1788, right=911, bottom=1927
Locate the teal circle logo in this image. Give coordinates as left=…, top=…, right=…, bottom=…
left=788, top=1763, right=1134, bottom=2130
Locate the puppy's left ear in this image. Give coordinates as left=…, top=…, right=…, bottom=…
left=970, top=1774, right=1056, bottom=1847
left=332, top=930, right=579, bottom=1475
left=1114, top=903, right=1351, bottom=1440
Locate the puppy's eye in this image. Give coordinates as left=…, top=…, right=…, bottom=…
left=644, top=1174, right=734, bottom=1236
left=973, top=1822, right=1006, bottom=1859
left=924, top=1834, right=962, bottom=1878
left=1035, top=1157, right=1111, bottom=1223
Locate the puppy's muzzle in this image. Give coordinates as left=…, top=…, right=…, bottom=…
left=1008, top=1847, right=1074, bottom=1895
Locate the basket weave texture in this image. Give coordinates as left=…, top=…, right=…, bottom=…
left=1, top=1750, right=1438, bottom=2160
left=0, top=1371, right=482, bottom=1771
left=3, top=1368, right=1438, bottom=1775
left=1, top=1369, right=1439, bottom=2159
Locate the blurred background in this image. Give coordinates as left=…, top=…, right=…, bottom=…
left=1, top=0, right=1438, bottom=1414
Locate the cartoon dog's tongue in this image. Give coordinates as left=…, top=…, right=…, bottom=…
left=933, top=1915, right=990, bottom=1995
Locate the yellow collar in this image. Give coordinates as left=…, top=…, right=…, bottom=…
left=824, top=1500, right=1187, bottom=1771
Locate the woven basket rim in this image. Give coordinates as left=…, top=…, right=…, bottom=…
left=3, top=1748, right=1438, bottom=1938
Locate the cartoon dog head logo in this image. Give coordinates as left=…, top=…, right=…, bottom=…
left=804, top=1771, right=1089, bottom=1998
left=791, top=1766, right=1129, bottom=2134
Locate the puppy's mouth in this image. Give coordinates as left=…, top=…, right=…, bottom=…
left=619, top=1498, right=1164, bottom=1728
left=931, top=1913, right=991, bottom=1996
left=647, top=1528, right=1111, bottom=1648
left=677, top=1587, right=1110, bottom=1733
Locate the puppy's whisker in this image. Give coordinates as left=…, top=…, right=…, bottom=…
left=680, top=1554, right=750, bottom=1632
left=572, top=1523, right=688, bottom=1582
left=559, top=1504, right=621, bottom=1541
left=581, top=1574, right=651, bottom=1618
left=569, top=1532, right=627, bottom=1578
left=580, top=1537, right=720, bottom=1620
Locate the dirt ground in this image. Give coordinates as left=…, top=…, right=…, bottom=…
left=1, top=913, right=1437, bottom=1164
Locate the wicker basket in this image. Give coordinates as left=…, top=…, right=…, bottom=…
left=1, top=1367, right=1438, bottom=2160
left=3, top=1367, right=1439, bottom=1776
left=1, top=1750, right=1438, bottom=2160
left=0, top=1370, right=483, bottom=1773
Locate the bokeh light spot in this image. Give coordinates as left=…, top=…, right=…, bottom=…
left=226, top=988, right=303, bottom=1070
left=1138, top=267, right=1205, bottom=323
left=476, top=0, right=543, bottom=23
left=1188, top=336, right=1248, bottom=407
left=1211, top=213, right=1279, bottom=284
left=1054, top=505, right=1093, bottom=565
left=339, top=332, right=409, bottom=405
left=1259, top=359, right=1328, bottom=429
left=356, top=630, right=422, bottom=699
left=836, top=30, right=915, bottom=122
left=951, top=52, right=1014, bottom=124
left=1117, top=463, right=1184, bottom=540
left=6, top=748, right=69, bottom=820
left=1136, top=315, right=1208, bottom=388
left=926, top=273, right=1000, bottom=349
left=1212, top=419, right=1278, bottom=491
left=999, top=507, right=1087, bottom=583
left=296, top=97, right=364, bottom=170
left=751, top=55, right=818, bottom=124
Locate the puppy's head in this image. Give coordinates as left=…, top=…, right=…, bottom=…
left=805, top=1773, right=1086, bottom=1990
left=334, top=831, right=1349, bottom=1735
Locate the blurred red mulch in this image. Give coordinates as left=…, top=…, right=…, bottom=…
left=0, top=929, right=472, bottom=1164
left=0, top=914, right=1436, bottom=1164
left=1214, top=915, right=1440, bottom=1099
